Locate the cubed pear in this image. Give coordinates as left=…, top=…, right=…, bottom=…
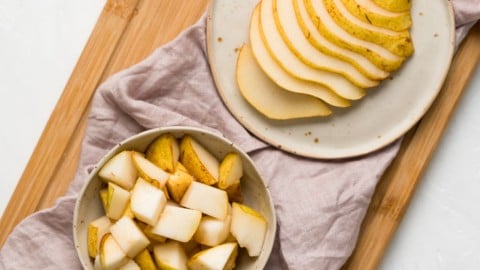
left=99, top=188, right=108, bottom=212
left=100, top=233, right=129, bottom=270
left=146, top=133, right=180, bottom=173
left=193, top=214, right=232, bottom=247
left=230, top=203, right=267, bottom=257
left=130, top=177, right=167, bottom=226
left=180, top=181, right=229, bottom=219
left=99, top=150, right=137, bottom=190
left=118, top=259, right=141, bottom=270
left=131, top=151, right=170, bottom=187
left=218, top=153, right=243, bottom=189
left=225, top=183, right=243, bottom=203
left=179, top=136, right=219, bottom=185
left=133, top=249, right=157, bottom=270
left=153, top=241, right=188, bottom=270
left=106, top=182, right=130, bottom=220
left=122, top=202, right=136, bottom=219
left=88, top=216, right=112, bottom=258
left=167, top=167, right=194, bottom=203
left=150, top=204, right=201, bottom=243
left=110, top=216, right=150, bottom=258
left=187, top=242, right=238, bottom=270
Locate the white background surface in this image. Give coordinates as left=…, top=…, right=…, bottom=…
left=1, top=1, right=479, bottom=269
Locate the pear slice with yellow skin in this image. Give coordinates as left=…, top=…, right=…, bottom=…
left=303, top=0, right=404, bottom=72
left=237, top=44, right=332, bottom=120
left=293, top=0, right=389, bottom=80
left=249, top=6, right=351, bottom=107
left=131, top=151, right=170, bottom=188
left=166, top=167, right=194, bottom=203
left=259, top=0, right=366, bottom=99
left=88, top=216, right=112, bottom=258
left=372, top=0, right=411, bottom=12
left=273, top=0, right=378, bottom=88
left=179, top=135, right=219, bottom=186
left=218, top=153, right=243, bottom=190
left=187, top=243, right=238, bottom=270
left=340, top=0, right=412, bottom=31
left=323, top=0, right=413, bottom=57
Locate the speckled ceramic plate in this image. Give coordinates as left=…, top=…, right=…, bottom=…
left=207, top=0, right=455, bottom=159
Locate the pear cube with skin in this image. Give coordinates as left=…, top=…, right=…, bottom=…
left=180, top=181, right=229, bottom=220
left=88, top=216, right=113, bottom=258
left=230, top=203, right=267, bottom=257
left=99, top=150, right=137, bottom=190
left=151, top=203, right=202, bottom=243
left=218, top=153, right=243, bottom=189
left=110, top=216, right=150, bottom=258
left=131, top=151, right=170, bottom=187
left=193, top=214, right=232, bottom=247
left=146, top=133, right=180, bottom=173
left=187, top=242, right=238, bottom=270
left=153, top=241, right=188, bottom=270
left=179, top=136, right=219, bottom=185
left=99, top=233, right=129, bottom=270
left=166, top=167, right=194, bottom=203
left=118, top=260, right=141, bottom=270
left=130, top=177, right=167, bottom=226
left=106, top=182, right=131, bottom=220
left=133, top=249, right=157, bottom=270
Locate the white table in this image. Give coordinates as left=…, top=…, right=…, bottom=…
left=1, top=1, right=479, bottom=268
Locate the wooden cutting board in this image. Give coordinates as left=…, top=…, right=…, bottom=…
left=1, top=1, right=479, bottom=269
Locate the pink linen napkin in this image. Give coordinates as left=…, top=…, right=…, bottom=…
left=1, top=2, right=479, bottom=270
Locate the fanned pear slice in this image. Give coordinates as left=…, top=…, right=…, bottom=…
left=249, top=6, right=350, bottom=107
left=293, top=0, right=389, bottom=80
left=145, top=133, right=180, bottom=173
left=372, top=0, right=411, bottom=12
left=259, top=0, right=365, bottom=100
left=323, top=0, right=413, bottom=57
left=179, top=136, right=219, bottom=185
left=187, top=243, right=238, bottom=270
left=273, top=0, right=378, bottom=88
left=237, top=45, right=332, bottom=120
left=303, top=0, right=404, bottom=72
left=340, top=0, right=412, bottom=31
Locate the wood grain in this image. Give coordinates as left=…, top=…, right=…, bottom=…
left=343, top=22, right=480, bottom=270
left=0, top=1, right=479, bottom=269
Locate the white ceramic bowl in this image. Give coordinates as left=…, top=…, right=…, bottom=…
left=73, top=126, right=277, bottom=269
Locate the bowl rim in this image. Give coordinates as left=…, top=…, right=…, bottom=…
left=73, top=125, right=277, bottom=269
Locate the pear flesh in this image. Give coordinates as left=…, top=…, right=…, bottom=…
left=340, top=0, right=412, bottom=31
left=372, top=0, right=411, bottom=12
left=130, top=177, right=167, bottom=226
left=179, top=136, right=219, bottom=185
left=248, top=6, right=351, bottom=108
left=118, top=260, right=141, bottom=270
left=166, top=166, right=194, bottom=203
left=323, top=0, right=413, bottom=57
left=99, top=233, right=129, bottom=270
left=303, top=0, right=404, bottom=72
left=133, top=249, right=157, bottom=270
left=106, top=182, right=131, bottom=220
left=153, top=241, right=188, bottom=270
left=99, top=150, right=138, bottom=190
left=273, top=0, right=378, bottom=88
left=180, top=181, right=229, bottom=220
left=194, top=215, right=232, bottom=247
left=110, top=216, right=150, bottom=258
left=259, top=0, right=366, bottom=99
left=88, top=216, right=112, bottom=258
left=237, top=44, right=333, bottom=119
left=230, top=203, right=267, bottom=257
left=151, top=204, right=202, bottom=243
left=187, top=242, right=238, bottom=270
left=145, top=133, right=180, bottom=173
left=292, top=0, right=389, bottom=80
left=218, top=153, right=243, bottom=190
left=131, top=151, right=170, bottom=187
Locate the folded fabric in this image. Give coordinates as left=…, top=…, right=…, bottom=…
left=1, top=1, right=479, bottom=269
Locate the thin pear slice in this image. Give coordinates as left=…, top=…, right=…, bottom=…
left=293, top=0, right=389, bottom=80
left=250, top=6, right=350, bottom=107
left=340, top=0, right=412, bottom=31
left=259, top=0, right=365, bottom=100
left=145, top=133, right=180, bottom=173
left=179, top=135, right=219, bottom=185
left=371, top=0, right=411, bottom=12
left=273, top=0, right=378, bottom=88
left=323, top=0, right=413, bottom=57
left=187, top=243, right=238, bottom=270
left=237, top=45, right=332, bottom=119
left=303, top=0, right=404, bottom=72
